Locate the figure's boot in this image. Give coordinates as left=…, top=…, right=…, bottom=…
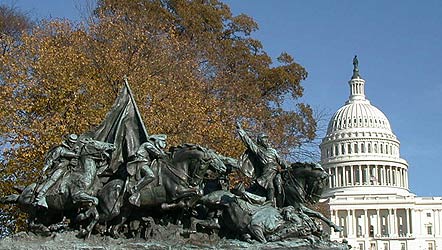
left=129, top=176, right=154, bottom=207
left=33, top=180, right=55, bottom=208
left=128, top=192, right=141, bottom=207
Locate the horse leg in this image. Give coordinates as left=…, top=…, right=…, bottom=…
left=171, top=186, right=201, bottom=201
left=300, top=205, right=343, bottom=232
left=77, top=206, right=99, bottom=238
left=109, top=206, right=131, bottom=238
left=71, top=191, right=99, bottom=206
left=160, top=200, right=186, bottom=211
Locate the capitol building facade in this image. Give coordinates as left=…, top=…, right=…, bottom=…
left=320, top=59, right=442, bottom=250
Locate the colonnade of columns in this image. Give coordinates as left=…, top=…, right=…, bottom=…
left=327, top=165, right=408, bottom=189
left=330, top=208, right=414, bottom=239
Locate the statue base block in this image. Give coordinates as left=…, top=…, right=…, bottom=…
left=0, top=230, right=349, bottom=250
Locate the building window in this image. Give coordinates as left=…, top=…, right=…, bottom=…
left=427, top=225, right=433, bottom=235
left=361, top=143, right=365, bottom=153
left=368, top=143, right=371, bottom=153
left=383, top=242, right=389, bottom=250
left=369, top=225, right=374, bottom=237
left=354, top=143, right=358, bottom=153
left=401, top=243, right=406, bottom=250
left=427, top=212, right=432, bottom=217
left=348, top=144, right=352, bottom=154
left=428, top=242, right=434, bottom=250
left=341, top=144, right=345, bottom=155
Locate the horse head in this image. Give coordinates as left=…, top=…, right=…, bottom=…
left=284, top=162, right=329, bottom=205
left=78, top=137, right=116, bottom=161
left=170, top=144, right=227, bottom=186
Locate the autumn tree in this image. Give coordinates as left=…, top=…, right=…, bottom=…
left=0, top=4, right=34, bottom=236
left=0, top=0, right=316, bottom=233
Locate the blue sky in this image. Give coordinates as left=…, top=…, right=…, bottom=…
left=5, top=0, right=442, bottom=197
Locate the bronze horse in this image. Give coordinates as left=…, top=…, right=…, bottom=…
left=279, top=162, right=343, bottom=232
left=84, top=143, right=227, bottom=236
left=0, top=138, right=115, bottom=236
left=193, top=162, right=343, bottom=242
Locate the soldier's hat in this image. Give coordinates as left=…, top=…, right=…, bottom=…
left=66, top=134, right=78, bottom=143
left=257, top=133, right=268, bottom=139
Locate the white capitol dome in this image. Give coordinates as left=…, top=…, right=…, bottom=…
left=327, top=100, right=392, bottom=134
left=321, top=58, right=442, bottom=250
left=321, top=58, right=410, bottom=197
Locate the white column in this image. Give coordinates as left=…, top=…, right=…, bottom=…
left=389, top=166, right=392, bottom=185
left=416, top=209, right=421, bottom=235
left=347, top=209, right=352, bottom=236
left=399, top=168, right=403, bottom=187
left=352, top=209, right=356, bottom=237
left=406, top=208, right=411, bottom=236
left=382, top=165, right=386, bottom=185
left=334, top=167, right=338, bottom=187
left=438, top=209, right=441, bottom=236
left=393, top=208, right=398, bottom=236
left=337, top=166, right=342, bottom=187
left=388, top=209, right=393, bottom=236
left=401, top=168, right=405, bottom=187
left=391, top=166, right=397, bottom=186
left=350, top=166, right=354, bottom=186
left=405, top=171, right=409, bottom=188
left=364, top=209, right=368, bottom=237
left=376, top=209, right=381, bottom=236
left=342, top=166, right=347, bottom=186
left=375, top=165, right=379, bottom=185
left=438, top=209, right=442, bottom=236
left=366, top=166, right=370, bottom=185
left=328, top=168, right=332, bottom=188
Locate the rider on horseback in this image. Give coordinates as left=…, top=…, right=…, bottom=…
left=34, top=134, right=80, bottom=208
left=236, top=122, right=288, bottom=205
left=127, top=134, right=168, bottom=206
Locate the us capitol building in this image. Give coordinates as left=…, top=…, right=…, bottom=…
left=320, top=57, right=442, bottom=250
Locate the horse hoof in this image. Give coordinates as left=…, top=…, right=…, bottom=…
left=77, top=229, right=89, bottom=238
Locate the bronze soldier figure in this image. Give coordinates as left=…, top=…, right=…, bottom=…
left=127, top=134, right=168, bottom=206
left=34, top=134, right=79, bottom=208
left=236, top=122, right=288, bottom=205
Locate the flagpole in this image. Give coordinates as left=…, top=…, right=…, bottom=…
left=123, top=76, right=149, bottom=138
